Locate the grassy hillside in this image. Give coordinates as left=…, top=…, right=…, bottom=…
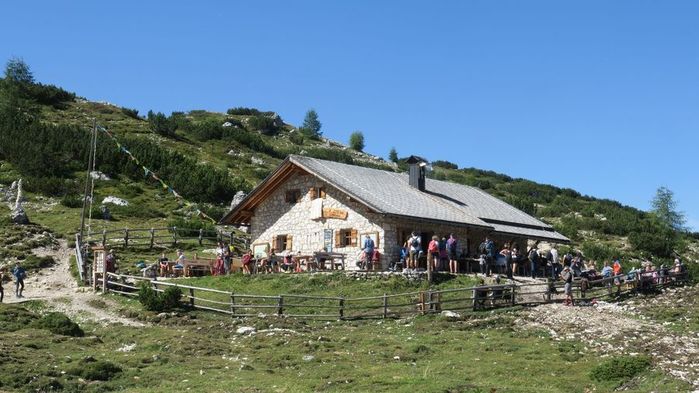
left=0, top=67, right=697, bottom=269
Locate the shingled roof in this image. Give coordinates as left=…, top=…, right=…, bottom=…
left=221, top=155, right=569, bottom=243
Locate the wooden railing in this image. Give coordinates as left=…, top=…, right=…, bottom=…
left=99, top=270, right=689, bottom=320
left=83, top=227, right=248, bottom=250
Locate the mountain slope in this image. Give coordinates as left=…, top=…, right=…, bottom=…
left=0, top=73, right=697, bottom=269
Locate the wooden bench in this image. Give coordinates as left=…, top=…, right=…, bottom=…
left=313, top=251, right=346, bottom=271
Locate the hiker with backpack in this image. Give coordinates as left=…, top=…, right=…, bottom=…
left=528, top=246, right=539, bottom=279
left=428, top=235, right=440, bottom=272
left=407, top=232, right=421, bottom=271
left=482, top=237, right=496, bottom=276
left=446, top=234, right=459, bottom=274
left=12, top=261, right=26, bottom=298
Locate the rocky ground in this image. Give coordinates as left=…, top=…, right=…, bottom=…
left=3, top=239, right=144, bottom=327
left=515, top=287, right=699, bottom=390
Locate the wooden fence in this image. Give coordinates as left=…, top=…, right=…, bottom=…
left=99, top=270, right=689, bottom=320
left=84, top=227, right=247, bottom=250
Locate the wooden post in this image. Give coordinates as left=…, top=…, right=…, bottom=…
left=172, top=226, right=178, bottom=245
left=102, top=258, right=107, bottom=294
left=198, top=228, right=204, bottom=246
left=511, top=285, right=516, bottom=306
left=277, top=295, right=284, bottom=316
left=102, top=228, right=107, bottom=246
left=149, top=228, right=155, bottom=249
left=230, top=293, right=235, bottom=316
left=189, top=288, right=195, bottom=307
left=339, top=297, right=345, bottom=320
left=124, top=228, right=129, bottom=248
left=383, top=293, right=388, bottom=319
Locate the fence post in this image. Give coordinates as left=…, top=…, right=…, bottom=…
left=230, top=293, right=235, bottom=316
left=124, top=228, right=129, bottom=248
left=339, top=297, right=344, bottom=320
left=383, top=293, right=388, bottom=319
left=172, top=226, right=178, bottom=245
left=149, top=228, right=155, bottom=249
left=511, top=285, right=516, bottom=306
left=199, top=228, right=204, bottom=246
left=102, top=228, right=107, bottom=246
left=102, top=260, right=107, bottom=294
left=277, top=295, right=284, bottom=316
left=189, top=288, right=195, bottom=308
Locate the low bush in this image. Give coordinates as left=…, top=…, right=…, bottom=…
left=60, top=194, right=83, bottom=208
left=21, top=255, right=55, bottom=270
left=69, top=358, right=122, bottom=381
left=590, top=355, right=651, bottom=382
left=31, top=312, right=84, bottom=337
left=138, top=282, right=182, bottom=312
left=121, top=107, right=140, bottom=119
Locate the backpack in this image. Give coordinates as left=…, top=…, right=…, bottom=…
left=528, top=248, right=538, bottom=262
left=561, top=269, right=572, bottom=283
left=410, top=237, right=419, bottom=248
left=448, top=240, right=457, bottom=253
left=478, top=242, right=487, bottom=255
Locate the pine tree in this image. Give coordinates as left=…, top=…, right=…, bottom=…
left=651, top=186, right=686, bottom=231
left=349, top=131, right=365, bottom=151
left=388, top=147, right=398, bottom=162
left=300, top=109, right=322, bottom=138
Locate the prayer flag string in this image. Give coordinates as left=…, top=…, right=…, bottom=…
left=95, top=124, right=217, bottom=223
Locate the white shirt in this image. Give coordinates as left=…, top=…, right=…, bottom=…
left=550, top=248, right=559, bottom=264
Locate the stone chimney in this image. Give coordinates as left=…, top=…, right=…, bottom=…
left=406, top=155, right=428, bottom=192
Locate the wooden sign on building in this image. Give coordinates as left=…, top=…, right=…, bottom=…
left=323, top=208, right=348, bottom=220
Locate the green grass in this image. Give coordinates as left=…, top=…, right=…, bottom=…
left=0, top=301, right=692, bottom=393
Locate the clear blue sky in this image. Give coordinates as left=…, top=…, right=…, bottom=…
left=2, top=1, right=698, bottom=230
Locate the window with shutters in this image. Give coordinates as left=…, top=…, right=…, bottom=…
left=274, top=234, right=293, bottom=251
left=308, top=187, right=326, bottom=200
left=334, top=228, right=357, bottom=248
left=285, top=189, right=301, bottom=204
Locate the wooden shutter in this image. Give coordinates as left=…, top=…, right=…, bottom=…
left=309, top=187, right=317, bottom=199
left=375, top=234, right=380, bottom=248
left=350, top=229, right=358, bottom=247
left=286, top=234, right=293, bottom=250
left=273, top=237, right=280, bottom=252
left=319, top=188, right=326, bottom=199
left=335, top=230, right=342, bottom=247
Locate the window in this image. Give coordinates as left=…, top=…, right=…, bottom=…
left=274, top=234, right=293, bottom=251
left=335, top=228, right=357, bottom=248
left=309, top=186, right=326, bottom=199
left=285, top=189, right=301, bottom=204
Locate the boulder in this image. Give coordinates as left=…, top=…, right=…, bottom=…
left=230, top=191, right=247, bottom=210
left=10, top=207, right=29, bottom=224
left=90, top=171, right=111, bottom=181
left=102, top=196, right=129, bottom=206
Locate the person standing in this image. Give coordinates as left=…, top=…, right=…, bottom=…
left=362, top=234, right=375, bottom=270
left=0, top=267, right=5, bottom=302
left=428, top=235, right=440, bottom=272
left=511, top=247, right=520, bottom=277
left=407, top=231, right=421, bottom=271
left=484, top=237, right=496, bottom=276
left=500, top=244, right=513, bottom=279
left=560, top=264, right=574, bottom=306
left=12, top=262, right=26, bottom=298
left=223, top=243, right=232, bottom=275
left=158, top=252, right=170, bottom=277
left=528, top=246, right=539, bottom=279
left=446, top=234, right=459, bottom=274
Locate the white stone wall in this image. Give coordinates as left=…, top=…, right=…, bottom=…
left=250, top=173, right=386, bottom=269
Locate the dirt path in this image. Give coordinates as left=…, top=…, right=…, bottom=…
left=3, top=239, right=144, bottom=327
left=515, top=296, right=699, bottom=390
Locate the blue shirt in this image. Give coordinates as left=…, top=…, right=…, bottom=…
left=363, top=238, right=375, bottom=253
left=12, top=266, right=26, bottom=280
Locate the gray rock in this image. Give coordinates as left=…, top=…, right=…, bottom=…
left=10, top=207, right=29, bottom=224
left=230, top=191, right=247, bottom=210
